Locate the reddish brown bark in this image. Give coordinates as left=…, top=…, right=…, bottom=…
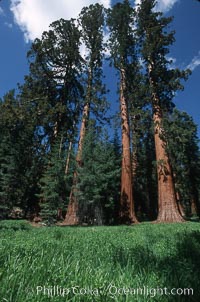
left=76, top=103, right=90, bottom=164
left=63, top=187, right=79, bottom=225
left=120, top=68, right=138, bottom=224
left=64, top=66, right=93, bottom=225
left=147, top=60, right=184, bottom=223
left=176, top=192, right=185, bottom=217
left=153, top=110, right=184, bottom=222
left=63, top=102, right=90, bottom=225
left=148, top=64, right=184, bottom=222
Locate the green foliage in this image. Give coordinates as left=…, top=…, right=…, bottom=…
left=26, top=18, right=84, bottom=144
left=38, top=136, right=74, bottom=224
left=107, top=0, right=136, bottom=69
left=163, top=109, right=200, bottom=215
left=131, top=110, right=158, bottom=220
left=137, top=0, right=191, bottom=111
left=0, top=91, right=42, bottom=218
left=0, top=223, right=200, bottom=301
left=79, top=3, right=105, bottom=67
left=107, top=0, right=143, bottom=102
left=0, top=92, right=20, bottom=217
left=78, top=3, right=108, bottom=120
left=0, top=134, right=17, bottom=217
left=76, top=122, right=121, bottom=225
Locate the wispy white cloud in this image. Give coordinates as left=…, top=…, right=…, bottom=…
left=10, top=0, right=111, bottom=43
left=156, top=0, right=179, bottom=13
left=187, top=51, right=200, bottom=71
left=134, top=0, right=179, bottom=13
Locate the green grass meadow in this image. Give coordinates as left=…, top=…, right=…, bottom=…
left=0, top=220, right=200, bottom=301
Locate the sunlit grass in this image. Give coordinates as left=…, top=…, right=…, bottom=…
left=0, top=221, right=200, bottom=301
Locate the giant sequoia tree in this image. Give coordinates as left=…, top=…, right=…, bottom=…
left=107, top=0, right=138, bottom=223
left=64, top=4, right=107, bottom=225
left=26, top=18, right=83, bottom=143
left=137, top=0, right=190, bottom=222
left=25, top=18, right=84, bottom=218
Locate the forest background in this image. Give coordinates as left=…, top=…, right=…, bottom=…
left=0, top=0, right=200, bottom=225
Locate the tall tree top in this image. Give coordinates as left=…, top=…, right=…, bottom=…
left=137, top=0, right=191, bottom=111
left=107, top=0, right=136, bottom=69
left=79, top=3, right=105, bottom=68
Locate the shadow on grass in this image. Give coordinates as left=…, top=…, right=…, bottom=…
left=112, top=230, right=200, bottom=302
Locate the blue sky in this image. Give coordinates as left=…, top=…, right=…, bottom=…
left=0, top=0, right=200, bottom=137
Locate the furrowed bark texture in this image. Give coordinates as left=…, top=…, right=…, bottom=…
left=64, top=67, right=92, bottom=225
left=120, top=68, right=138, bottom=224
left=148, top=62, right=184, bottom=223
left=63, top=102, right=90, bottom=225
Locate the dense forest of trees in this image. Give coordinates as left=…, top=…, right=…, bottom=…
left=0, top=0, right=200, bottom=225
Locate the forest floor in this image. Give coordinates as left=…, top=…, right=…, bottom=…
left=0, top=220, right=200, bottom=302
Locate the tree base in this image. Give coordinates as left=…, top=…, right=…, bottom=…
left=156, top=211, right=185, bottom=223
left=62, top=197, right=79, bottom=226
left=130, top=216, right=139, bottom=224
left=62, top=214, right=79, bottom=226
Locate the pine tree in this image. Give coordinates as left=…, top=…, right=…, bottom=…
left=0, top=90, right=42, bottom=218
left=38, top=135, right=71, bottom=224
left=76, top=122, right=121, bottom=225
left=137, top=0, right=190, bottom=222
left=0, top=92, right=18, bottom=218
left=0, top=133, right=17, bottom=218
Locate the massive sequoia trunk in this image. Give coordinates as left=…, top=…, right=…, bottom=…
left=64, top=3, right=105, bottom=225
left=153, top=108, right=184, bottom=222
left=63, top=102, right=90, bottom=225
left=149, top=63, right=184, bottom=223
left=120, top=68, right=138, bottom=224
left=64, top=64, right=92, bottom=225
